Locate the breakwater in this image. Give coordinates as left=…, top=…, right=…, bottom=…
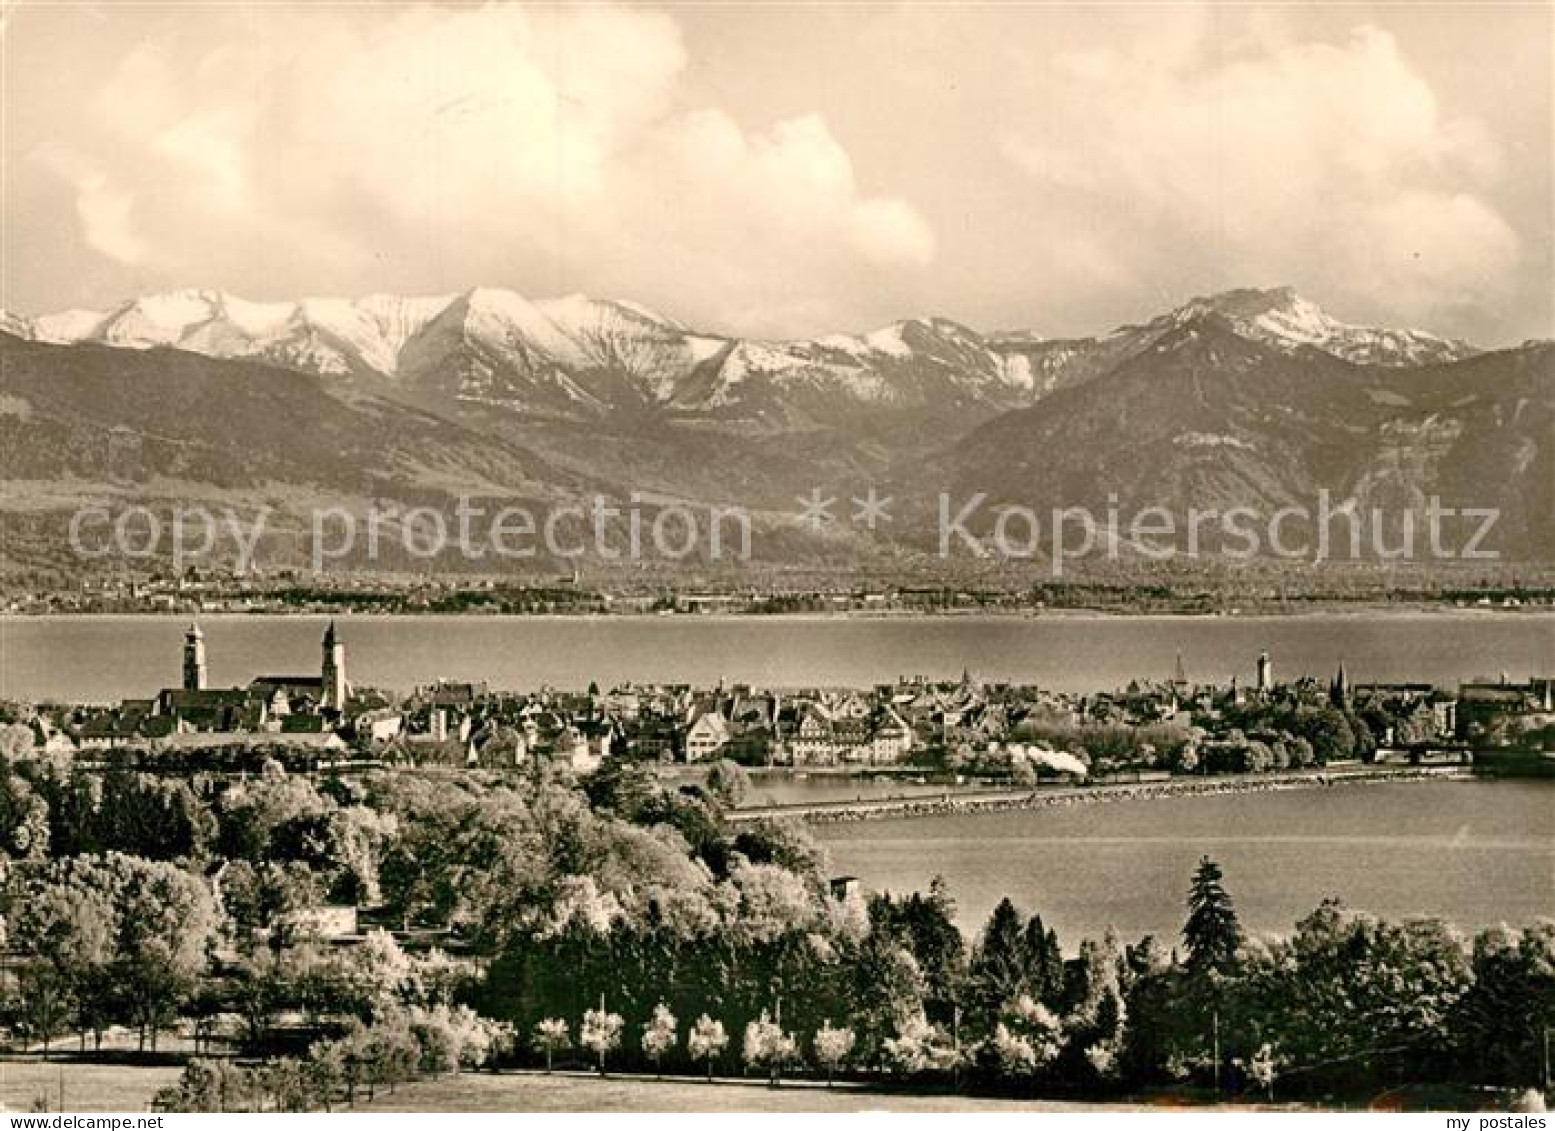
left=728, top=766, right=1471, bottom=825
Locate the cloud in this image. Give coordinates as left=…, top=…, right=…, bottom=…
left=72, top=172, right=152, bottom=266
left=1000, top=22, right=1519, bottom=329
left=27, top=2, right=934, bottom=334
left=31, top=143, right=154, bottom=266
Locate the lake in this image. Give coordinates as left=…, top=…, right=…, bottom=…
left=812, top=779, right=1555, bottom=944
left=0, top=611, right=1550, bottom=702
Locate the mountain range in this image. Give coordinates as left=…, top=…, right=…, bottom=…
left=1, top=285, right=1483, bottom=421
left=2, top=285, right=1549, bottom=575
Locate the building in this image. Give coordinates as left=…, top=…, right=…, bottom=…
left=88, top=622, right=355, bottom=744
left=183, top=622, right=207, bottom=690
left=248, top=621, right=350, bottom=715
left=1457, top=678, right=1554, bottom=746
left=685, top=710, right=731, bottom=761
left=321, top=620, right=347, bottom=710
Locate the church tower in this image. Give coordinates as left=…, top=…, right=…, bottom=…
left=183, top=622, right=207, bottom=691
left=1256, top=650, right=1273, bottom=695
left=321, top=621, right=347, bottom=710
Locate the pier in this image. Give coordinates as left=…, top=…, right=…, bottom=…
left=727, top=765, right=1472, bottom=824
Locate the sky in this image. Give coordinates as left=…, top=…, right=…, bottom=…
left=1, top=1, right=1550, bottom=344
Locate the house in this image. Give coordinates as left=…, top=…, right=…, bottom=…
left=865, top=707, right=915, bottom=764
left=471, top=723, right=528, bottom=768
left=685, top=711, right=731, bottom=761
left=624, top=716, right=679, bottom=761
left=77, top=701, right=157, bottom=749
left=354, top=707, right=405, bottom=744
left=31, top=718, right=76, bottom=756
left=790, top=703, right=840, bottom=765
left=156, top=687, right=259, bottom=732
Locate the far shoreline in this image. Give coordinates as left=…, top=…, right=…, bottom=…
left=5, top=605, right=1553, bottom=623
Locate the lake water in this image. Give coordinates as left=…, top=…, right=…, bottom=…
left=813, top=780, right=1555, bottom=944
left=0, top=611, right=1550, bottom=702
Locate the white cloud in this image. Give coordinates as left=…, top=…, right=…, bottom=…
left=73, top=173, right=151, bottom=266
left=850, top=199, right=936, bottom=267
left=29, top=2, right=934, bottom=334
left=32, top=143, right=154, bottom=266
left=1001, top=23, right=1519, bottom=328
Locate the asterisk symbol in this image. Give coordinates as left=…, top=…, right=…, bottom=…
left=794, top=487, right=836, bottom=532
left=852, top=486, right=893, bottom=530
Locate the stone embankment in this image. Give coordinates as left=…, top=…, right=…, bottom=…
left=729, top=766, right=1469, bottom=824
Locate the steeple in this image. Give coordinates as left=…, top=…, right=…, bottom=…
left=321, top=620, right=347, bottom=710
left=1256, top=650, right=1273, bottom=695
left=182, top=622, right=207, bottom=691
left=1331, top=660, right=1350, bottom=706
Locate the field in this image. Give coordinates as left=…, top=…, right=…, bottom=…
left=0, top=1059, right=182, bottom=1113
left=5, top=1058, right=1215, bottom=1114
left=11, top=1062, right=1495, bottom=1113
left=354, top=1070, right=1243, bottom=1113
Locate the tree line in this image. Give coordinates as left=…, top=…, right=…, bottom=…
left=1, top=750, right=1549, bottom=1110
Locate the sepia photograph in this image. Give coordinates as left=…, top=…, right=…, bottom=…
left=0, top=0, right=1551, bottom=1119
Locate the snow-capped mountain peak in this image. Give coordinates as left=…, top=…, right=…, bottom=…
left=1, top=284, right=1487, bottom=422
left=1177, top=286, right=1479, bottom=366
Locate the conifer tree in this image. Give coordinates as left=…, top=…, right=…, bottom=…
left=1183, top=856, right=1242, bottom=975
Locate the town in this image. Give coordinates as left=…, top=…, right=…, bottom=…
left=13, top=621, right=1550, bottom=783
left=1, top=622, right=1550, bottom=1115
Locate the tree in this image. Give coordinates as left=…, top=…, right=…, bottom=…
left=1235, top=900, right=1472, bottom=1091
left=262, top=1058, right=306, bottom=1113
left=222, top=859, right=326, bottom=953
left=338, top=929, right=416, bottom=1018
left=1454, top=923, right=1555, bottom=1087
left=743, top=1011, right=797, bottom=1086
left=16, top=963, right=73, bottom=1056
left=730, top=817, right=828, bottom=880
left=337, top=1025, right=373, bottom=1105
left=868, top=881, right=966, bottom=1003
left=847, top=934, right=926, bottom=1060
left=705, top=760, right=750, bottom=808
left=155, top=1058, right=224, bottom=1113
left=364, top=1018, right=419, bottom=1097
left=0, top=722, right=36, bottom=760
left=969, top=898, right=1027, bottom=1017
left=641, top=1003, right=678, bottom=1077
left=113, top=856, right=222, bottom=1051
left=1295, top=707, right=1355, bottom=763
left=688, top=1014, right=728, bottom=1081
left=304, top=1041, right=346, bottom=1111
left=882, top=1013, right=959, bottom=1077
left=95, top=773, right=215, bottom=860
left=1183, top=856, right=1241, bottom=976
left=582, top=758, right=663, bottom=820
left=988, top=995, right=1063, bottom=1080
left=580, top=1007, right=624, bottom=1075
left=15, top=853, right=218, bottom=1053
left=812, top=1021, right=856, bottom=1086
left=533, top=1018, right=570, bottom=1073
left=1021, top=913, right=1065, bottom=1006
left=0, top=772, right=50, bottom=860
left=10, top=878, right=116, bottom=1050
